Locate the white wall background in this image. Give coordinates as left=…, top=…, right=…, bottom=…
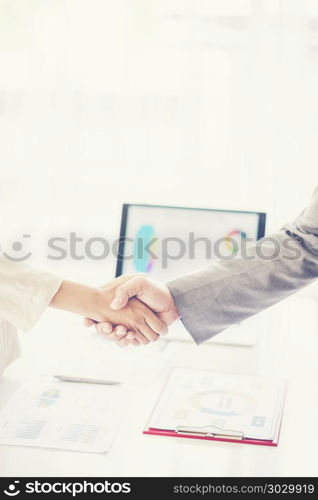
left=0, top=0, right=317, bottom=289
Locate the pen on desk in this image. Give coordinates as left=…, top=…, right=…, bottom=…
left=54, top=375, right=121, bottom=385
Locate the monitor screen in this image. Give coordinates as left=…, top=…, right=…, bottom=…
left=116, top=204, right=266, bottom=281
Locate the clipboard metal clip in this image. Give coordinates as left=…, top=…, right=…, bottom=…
left=176, top=425, right=244, bottom=440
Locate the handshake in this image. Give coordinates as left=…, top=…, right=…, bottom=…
left=82, top=274, right=180, bottom=347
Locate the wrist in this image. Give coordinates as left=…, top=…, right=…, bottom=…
left=166, top=284, right=180, bottom=323
left=92, top=287, right=113, bottom=322
left=50, top=280, right=103, bottom=321
left=170, top=298, right=180, bottom=323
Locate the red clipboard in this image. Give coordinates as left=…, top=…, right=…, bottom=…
left=143, top=370, right=287, bottom=447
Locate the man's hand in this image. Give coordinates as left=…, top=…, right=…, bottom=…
left=84, top=274, right=180, bottom=346
left=110, top=275, right=179, bottom=325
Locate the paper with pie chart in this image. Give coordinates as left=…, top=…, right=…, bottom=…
left=147, top=369, right=287, bottom=441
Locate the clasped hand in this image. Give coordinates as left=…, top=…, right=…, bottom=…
left=84, top=274, right=179, bottom=347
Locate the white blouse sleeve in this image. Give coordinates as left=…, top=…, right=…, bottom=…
left=0, top=320, right=20, bottom=376
left=0, top=253, right=63, bottom=332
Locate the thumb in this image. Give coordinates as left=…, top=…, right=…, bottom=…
left=110, top=276, right=147, bottom=310
left=83, top=317, right=96, bottom=327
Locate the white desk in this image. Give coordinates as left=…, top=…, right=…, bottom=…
left=0, top=296, right=317, bottom=477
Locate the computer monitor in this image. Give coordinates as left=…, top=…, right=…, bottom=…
left=116, top=204, right=266, bottom=282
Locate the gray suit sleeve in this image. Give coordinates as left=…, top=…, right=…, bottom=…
left=167, top=187, right=318, bottom=344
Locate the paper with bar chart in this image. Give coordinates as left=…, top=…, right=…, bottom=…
left=0, top=378, right=125, bottom=453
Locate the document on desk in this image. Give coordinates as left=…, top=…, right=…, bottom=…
left=144, top=369, right=287, bottom=446
left=0, top=377, right=126, bottom=453
left=51, top=339, right=176, bottom=385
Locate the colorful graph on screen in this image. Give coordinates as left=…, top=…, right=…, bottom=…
left=224, top=229, right=247, bottom=255
left=133, top=225, right=157, bottom=273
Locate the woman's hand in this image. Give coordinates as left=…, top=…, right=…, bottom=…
left=96, top=288, right=167, bottom=342
left=84, top=274, right=177, bottom=347
left=50, top=277, right=167, bottom=345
